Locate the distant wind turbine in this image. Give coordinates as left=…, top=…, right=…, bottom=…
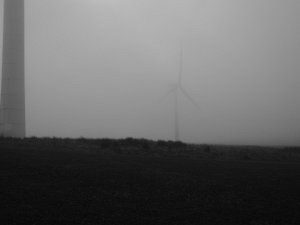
left=164, top=46, right=200, bottom=142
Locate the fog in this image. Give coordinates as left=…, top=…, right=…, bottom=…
left=1, top=0, right=300, bottom=145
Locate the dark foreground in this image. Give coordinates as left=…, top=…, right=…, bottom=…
left=1, top=138, right=300, bottom=225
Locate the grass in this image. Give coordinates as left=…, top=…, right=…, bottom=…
left=1, top=137, right=300, bottom=225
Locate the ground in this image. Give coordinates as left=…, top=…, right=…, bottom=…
left=1, top=138, right=300, bottom=225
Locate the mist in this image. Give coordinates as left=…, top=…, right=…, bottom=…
left=1, top=0, right=300, bottom=145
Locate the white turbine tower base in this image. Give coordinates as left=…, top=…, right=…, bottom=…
left=0, top=0, right=25, bottom=138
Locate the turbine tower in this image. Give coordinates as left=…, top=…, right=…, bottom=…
left=165, top=46, right=200, bottom=142
left=0, top=0, right=25, bottom=138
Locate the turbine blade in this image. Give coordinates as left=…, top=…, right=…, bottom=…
left=161, top=87, right=175, bottom=100
left=178, top=44, right=183, bottom=85
left=180, top=86, right=200, bottom=109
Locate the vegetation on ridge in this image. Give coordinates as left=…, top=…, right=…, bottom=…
left=1, top=136, right=299, bottom=162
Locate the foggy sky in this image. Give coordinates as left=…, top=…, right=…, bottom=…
left=1, top=0, right=300, bottom=145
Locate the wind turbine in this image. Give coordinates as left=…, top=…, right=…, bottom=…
left=165, top=46, right=200, bottom=142
left=0, top=0, right=25, bottom=138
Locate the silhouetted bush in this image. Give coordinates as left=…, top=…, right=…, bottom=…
left=283, top=147, right=300, bottom=154
left=203, top=144, right=211, bottom=153
left=100, top=138, right=113, bottom=149
left=141, top=141, right=150, bottom=151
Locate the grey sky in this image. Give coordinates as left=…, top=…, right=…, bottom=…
left=1, top=0, right=300, bottom=145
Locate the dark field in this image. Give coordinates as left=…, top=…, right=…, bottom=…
left=1, top=138, right=300, bottom=225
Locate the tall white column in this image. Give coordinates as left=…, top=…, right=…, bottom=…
left=0, top=0, right=25, bottom=138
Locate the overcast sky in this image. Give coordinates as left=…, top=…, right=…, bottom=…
left=1, top=0, right=300, bottom=145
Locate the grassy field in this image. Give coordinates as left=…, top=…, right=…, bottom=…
left=1, top=137, right=300, bottom=225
